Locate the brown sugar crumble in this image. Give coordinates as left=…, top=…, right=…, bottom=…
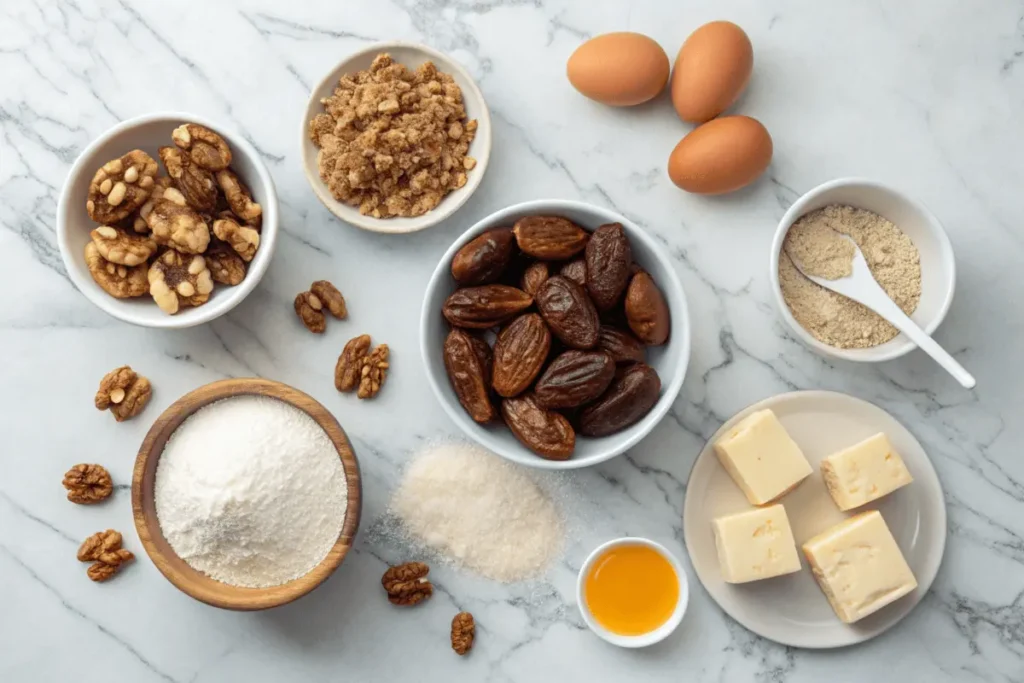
left=309, top=53, right=478, bottom=219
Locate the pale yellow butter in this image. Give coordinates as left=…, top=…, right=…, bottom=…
left=802, top=510, right=917, bottom=623
left=712, top=504, right=802, bottom=583
left=820, top=433, right=913, bottom=511
left=714, top=409, right=813, bottom=505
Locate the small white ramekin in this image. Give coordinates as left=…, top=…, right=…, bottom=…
left=769, top=178, right=956, bottom=362
left=576, top=537, right=689, bottom=648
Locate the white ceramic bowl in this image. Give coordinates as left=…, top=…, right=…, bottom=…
left=57, top=112, right=278, bottom=329
left=769, top=178, right=955, bottom=362
left=576, top=537, right=690, bottom=648
left=420, top=199, right=691, bottom=470
left=301, top=42, right=492, bottom=234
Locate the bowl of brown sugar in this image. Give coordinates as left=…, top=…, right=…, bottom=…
left=302, top=42, right=492, bottom=234
left=770, top=178, right=956, bottom=363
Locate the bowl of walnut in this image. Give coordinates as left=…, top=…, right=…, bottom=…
left=420, top=199, right=692, bottom=470
left=57, top=112, right=278, bottom=328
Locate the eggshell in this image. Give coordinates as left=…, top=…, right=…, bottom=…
left=671, top=21, right=753, bottom=123
left=567, top=32, right=670, bottom=107
left=667, top=116, right=772, bottom=195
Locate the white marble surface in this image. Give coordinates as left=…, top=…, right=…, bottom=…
left=2, top=0, right=1023, bottom=681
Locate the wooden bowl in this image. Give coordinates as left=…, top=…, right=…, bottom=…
left=131, top=378, right=361, bottom=610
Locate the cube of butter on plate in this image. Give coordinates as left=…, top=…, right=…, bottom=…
left=802, top=510, right=917, bottom=624
left=712, top=504, right=802, bottom=583
left=714, top=409, right=813, bottom=505
left=820, top=433, right=913, bottom=511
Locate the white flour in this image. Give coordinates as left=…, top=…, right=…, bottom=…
left=154, top=396, right=348, bottom=588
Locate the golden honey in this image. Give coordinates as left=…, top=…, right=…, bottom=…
left=584, top=544, right=679, bottom=636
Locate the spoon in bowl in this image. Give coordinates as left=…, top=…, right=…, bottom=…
left=790, top=236, right=976, bottom=389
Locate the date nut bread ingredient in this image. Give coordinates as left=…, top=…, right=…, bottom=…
left=512, top=216, right=588, bottom=260
left=310, top=280, right=347, bottom=319
left=358, top=344, right=390, bottom=399
left=596, top=325, right=646, bottom=364
left=146, top=187, right=211, bottom=255
left=171, top=123, right=233, bottom=171
left=625, top=271, right=670, bottom=345
left=381, top=562, right=433, bottom=606
left=536, top=275, right=600, bottom=349
left=443, top=328, right=496, bottom=423
left=309, top=53, right=478, bottom=219
left=560, top=256, right=587, bottom=287
left=63, top=464, right=113, bottom=504
left=452, top=227, right=516, bottom=286
left=533, top=350, right=615, bottom=409
left=216, top=168, right=263, bottom=227
left=443, top=285, right=533, bottom=329
left=212, top=215, right=259, bottom=262
left=84, top=242, right=149, bottom=298
left=90, top=225, right=157, bottom=266
left=95, top=365, right=151, bottom=422
left=567, top=32, right=670, bottom=107
left=159, top=145, right=218, bottom=213
left=671, top=21, right=753, bottom=123
left=78, top=529, right=133, bottom=582
left=148, top=250, right=214, bottom=315
left=668, top=115, right=772, bottom=195
left=580, top=363, right=661, bottom=437
left=451, top=612, right=475, bottom=655
left=86, top=150, right=158, bottom=224
left=585, top=222, right=632, bottom=310
left=492, top=313, right=551, bottom=398
left=335, top=334, right=389, bottom=399
left=520, top=261, right=550, bottom=297
left=295, top=291, right=327, bottom=333
left=501, top=393, right=576, bottom=460
left=204, top=239, right=246, bottom=286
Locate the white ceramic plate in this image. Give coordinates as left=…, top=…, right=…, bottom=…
left=683, top=391, right=946, bottom=649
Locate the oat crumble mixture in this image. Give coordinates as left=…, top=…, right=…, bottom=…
left=309, top=53, right=478, bottom=219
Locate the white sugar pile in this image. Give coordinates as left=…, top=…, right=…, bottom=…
left=387, top=440, right=564, bottom=583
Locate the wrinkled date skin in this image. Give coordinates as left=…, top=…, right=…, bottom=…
left=492, top=313, right=552, bottom=398
left=501, top=394, right=576, bottom=460
left=585, top=222, right=632, bottom=310
left=559, top=257, right=587, bottom=287
left=444, top=328, right=496, bottom=423
left=596, top=325, right=646, bottom=364
left=451, top=227, right=516, bottom=285
left=512, top=216, right=589, bottom=260
left=520, top=261, right=549, bottom=297
left=579, top=363, right=661, bottom=437
left=624, top=271, right=671, bottom=345
left=535, top=276, right=600, bottom=349
left=443, top=285, right=533, bottom=329
left=534, top=350, right=615, bottom=409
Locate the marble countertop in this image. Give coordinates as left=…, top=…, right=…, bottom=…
left=3, top=1, right=1023, bottom=681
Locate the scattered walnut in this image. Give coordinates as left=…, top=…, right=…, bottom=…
left=212, top=215, right=259, bottom=261
left=294, top=291, right=326, bottom=333
left=86, top=150, right=159, bottom=224
left=62, top=464, right=113, bottom=504
left=95, top=365, right=152, bottom=421
left=335, top=334, right=372, bottom=393
left=145, top=188, right=211, bottom=255
left=78, top=530, right=133, bottom=582
left=358, top=343, right=389, bottom=399
left=159, top=145, right=218, bottom=212
left=204, top=239, right=246, bottom=285
left=216, top=168, right=262, bottom=227
left=310, top=280, right=347, bottom=319
left=87, top=550, right=134, bottom=582
left=148, top=250, right=214, bottom=314
left=381, top=562, right=433, bottom=606
left=451, top=612, right=475, bottom=655
left=171, top=123, right=233, bottom=171
left=84, top=242, right=149, bottom=298
left=89, top=225, right=157, bottom=266
left=135, top=176, right=172, bottom=233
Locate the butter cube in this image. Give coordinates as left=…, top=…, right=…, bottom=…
left=802, top=511, right=917, bottom=623
left=820, top=433, right=913, bottom=511
left=714, top=409, right=813, bottom=505
left=712, top=505, right=802, bottom=583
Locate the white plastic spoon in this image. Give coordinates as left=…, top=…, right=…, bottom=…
left=790, top=237, right=976, bottom=389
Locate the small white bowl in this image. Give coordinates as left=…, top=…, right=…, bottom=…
left=57, top=112, right=279, bottom=329
left=420, top=199, right=691, bottom=470
left=301, top=42, right=492, bottom=234
left=769, top=178, right=956, bottom=362
left=576, top=537, right=690, bottom=648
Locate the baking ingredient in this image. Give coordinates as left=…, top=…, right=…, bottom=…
left=148, top=250, right=214, bottom=314
left=584, top=544, right=679, bottom=636
left=512, top=216, right=589, bottom=260
left=146, top=188, right=211, bottom=255
left=667, top=115, right=772, bottom=194
left=802, top=511, right=917, bottom=624
left=309, top=53, right=477, bottom=218
left=86, top=150, right=159, bottom=224
left=536, top=275, right=600, bottom=349
left=534, top=350, right=615, bottom=409
left=780, top=204, right=922, bottom=348
left=567, top=32, right=670, bottom=107
left=596, top=325, right=646, bottom=364
left=159, top=145, right=218, bottom=213
left=90, top=225, right=157, bottom=266
left=334, top=334, right=389, bottom=399
left=211, top=215, right=259, bottom=262
left=311, top=280, right=347, bottom=319
left=171, top=123, right=233, bottom=171
left=714, top=409, right=812, bottom=505
left=502, top=394, right=576, bottom=460
left=712, top=505, right=801, bottom=583
left=443, top=284, right=533, bottom=329
left=216, top=168, right=263, bottom=228
left=205, top=240, right=247, bottom=286
left=560, top=257, right=587, bottom=286
left=77, top=529, right=134, bottom=582
left=585, top=222, right=632, bottom=310
left=154, top=396, right=348, bottom=588
left=294, top=290, right=327, bottom=332
left=63, top=464, right=112, bottom=504
left=451, top=612, right=475, bottom=655
left=381, top=562, right=433, bottom=606
left=579, top=363, right=661, bottom=436
left=492, top=313, right=551, bottom=397
left=84, top=242, right=149, bottom=298
left=359, top=343, right=390, bottom=399
left=389, top=441, right=564, bottom=581
left=671, top=21, right=753, bottom=123
left=452, top=228, right=516, bottom=285
left=94, top=365, right=151, bottom=422
left=624, top=271, right=670, bottom=345
left=444, top=328, right=496, bottom=422
left=820, top=433, right=913, bottom=511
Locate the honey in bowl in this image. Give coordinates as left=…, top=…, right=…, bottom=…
left=584, top=543, right=679, bottom=635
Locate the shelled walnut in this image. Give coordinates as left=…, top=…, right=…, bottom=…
left=358, top=344, right=389, bottom=399
left=171, top=123, right=232, bottom=171
left=86, top=150, right=158, bottom=224
left=146, top=188, right=211, bottom=255
left=216, top=168, right=262, bottom=227
left=84, top=242, right=149, bottom=298
left=159, top=145, right=218, bottom=212
left=212, top=215, right=259, bottom=261
left=90, top=225, right=157, bottom=266
left=204, top=239, right=246, bottom=285
left=294, top=291, right=326, bottom=333
left=78, top=529, right=133, bottom=582
left=94, top=365, right=151, bottom=422
left=310, top=280, right=347, bottom=319
left=451, top=612, right=475, bottom=655
left=335, top=334, right=371, bottom=392
left=381, top=562, right=433, bottom=606
left=62, top=464, right=113, bottom=504
left=148, top=250, right=214, bottom=314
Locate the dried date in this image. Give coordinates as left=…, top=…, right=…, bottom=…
left=579, top=363, right=661, bottom=436
left=512, top=216, right=588, bottom=260
left=535, top=276, right=599, bottom=349
left=520, top=261, right=549, bottom=297
left=585, top=222, right=632, bottom=310
left=492, top=313, right=551, bottom=398
left=501, top=394, right=575, bottom=460
left=533, top=350, right=615, bottom=409
left=451, top=227, right=515, bottom=285
left=560, top=257, right=587, bottom=287
left=444, top=328, right=496, bottom=423
left=596, top=325, right=646, bottom=364
left=624, top=271, right=670, bottom=345
left=442, top=285, right=533, bottom=329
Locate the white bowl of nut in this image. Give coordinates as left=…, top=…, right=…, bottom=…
left=420, top=199, right=691, bottom=470
left=57, top=112, right=278, bottom=328
left=302, top=42, right=492, bottom=234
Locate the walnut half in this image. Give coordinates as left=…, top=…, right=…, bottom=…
left=381, top=562, right=433, bottom=606
left=63, top=464, right=113, bottom=504
left=78, top=529, right=134, bottom=582
left=451, top=612, right=475, bottom=655
left=95, top=366, right=151, bottom=422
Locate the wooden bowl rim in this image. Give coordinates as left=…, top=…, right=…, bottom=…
left=131, top=377, right=362, bottom=611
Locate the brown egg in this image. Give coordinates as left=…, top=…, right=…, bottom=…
left=567, top=32, right=670, bottom=107
left=667, top=116, right=772, bottom=195
left=671, top=21, right=753, bottom=123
